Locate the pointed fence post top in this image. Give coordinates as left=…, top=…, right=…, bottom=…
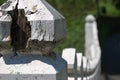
left=0, top=0, right=66, bottom=55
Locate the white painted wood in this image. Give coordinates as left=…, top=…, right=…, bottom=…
left=0, top=1, right=67, bottom=80
left=68, top=77, right=75, bottom=80
left=83, top=14, right=101, bottom=79
left=0, top=11, right=2, bottom=16
left=62, top=48, right=76, bottom=73
left=0, top=0, right=66, bottom=41
left=30, top=21, right=55, bottom=41
left=0, top=54, right=67, bottom=80
left=85, top=15, right=99, bottom=59
left=0, top=13, right=11, bottom=41
left=68, top=15, right=101, bottom=80
left=68, top=77, right=86, bottom=80
left=86, top=61, right=101, bottom=80
left=84, top=45, right=101, bottom=73
left=68, top=76, right=88, bottom=80
left=76, top=53, right=82, bottom=74
left=82, top=56, right=88, bottom=73
left=0, top=0, right=17, bottom=11
left=0, top=15, right=11, bottom=22
left=84, top=14, right=101, bottom=71
left=0, top=0, right=66, bottom=55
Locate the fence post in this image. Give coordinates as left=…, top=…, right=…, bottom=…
left=0, top=0, right=67, bottom=80
left=85, top=14, right=99, bottom=59
left=62, top=15, right=101, bottom=80
left=84, top=14, right=101, bottom=80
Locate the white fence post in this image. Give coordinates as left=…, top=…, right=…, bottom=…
left=84, top=14, right=101, bottom=80
left=85, top=14, right=99, bottom=59
left=62, top=14, right=101, bottom=80
left=0, top=0, right=67, bottom=80
left=62, top=48, right=77, bottom=74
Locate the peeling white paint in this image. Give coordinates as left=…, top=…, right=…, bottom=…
left=0, top=0, right=66, bottom=42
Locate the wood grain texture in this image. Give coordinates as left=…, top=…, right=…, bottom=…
left=0, top=0, right=66, bottom=55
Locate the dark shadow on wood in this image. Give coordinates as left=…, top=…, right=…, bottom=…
left=8, top=2, right=31, bottom=51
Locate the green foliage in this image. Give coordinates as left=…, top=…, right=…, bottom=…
left=99, top=0, right=120, bottom=16
left=97, top=0, right=120, bottom=46
left=46, top=0, right=97, bottom=54
left=0, top=0, right=6, bottom=5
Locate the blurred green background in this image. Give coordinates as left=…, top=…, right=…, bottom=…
left=46, top=0, right=97, bottom=54
left=1, top=0, right=120, bottom=54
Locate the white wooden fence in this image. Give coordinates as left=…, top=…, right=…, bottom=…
left=62, top=15, right=101, bottom=80
left=0, top=0, right=101, bottom=80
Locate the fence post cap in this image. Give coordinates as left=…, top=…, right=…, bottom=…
left=85, top=14, right=95, bottom=23
left=0, top=0, right=66, bottom=55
